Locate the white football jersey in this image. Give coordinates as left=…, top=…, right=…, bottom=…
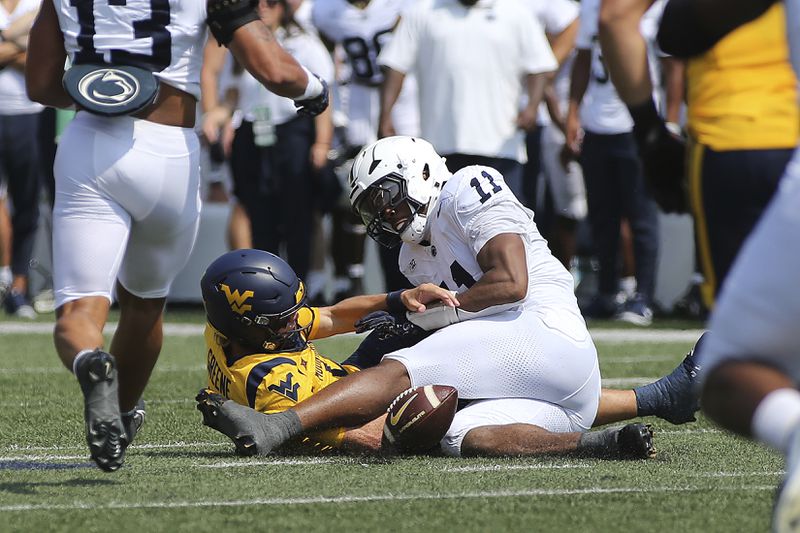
left=312, top=0, right=419, bottom=146
left=574, top=0, right=663, bottom=134
left=55, top=0, right=207, bottom=99
left=399, top=166, right=580, bottom=314
left=0, top=0, right=43, bottom=114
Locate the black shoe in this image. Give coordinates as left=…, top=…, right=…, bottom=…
left=579, top=423, right=656, bottom=459
left=75, top=350, right=128, bottom=472
left=196, top=389, right=298, bottom=457
left=635, top=332, right=705, bottom=424
left=672, top=283, right=708, bottom=321
left=616, top=423, right=656, bottom=459
left=122, top=398, right=146, bottom=444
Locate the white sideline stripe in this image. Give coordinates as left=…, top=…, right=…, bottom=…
left=1, top=442, right=228, bottom=453
left=0, top=485, right=773, bottom=512
left=444, top=464, right=592, bottom=472
left=0, top=365, right=206, bottom=376
left=590, top=330, right=704, bottom=343
left=0, top=454, right=89, bottom=462
left=601, top=377, right=654, bottom=386
left=603, top=356, right=677, bottom=364
left=689, top=472, right=784, bottom=478
left=0, top=322, right=703, bottom=342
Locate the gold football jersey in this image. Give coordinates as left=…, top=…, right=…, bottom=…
left=687, top=3, right=799, bottom=151
left=204, top=307, right=359, bottom=450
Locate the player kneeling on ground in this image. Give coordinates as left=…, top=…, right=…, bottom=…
left=197, top=139, right=704, bottom=458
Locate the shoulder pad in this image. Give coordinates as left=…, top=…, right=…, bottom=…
left=207, top=0, right=259, bottom=46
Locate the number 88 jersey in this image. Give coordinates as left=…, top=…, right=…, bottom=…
left=55, top=0, right=207, bottom=99
left=312, top=0, right=411, bottom=87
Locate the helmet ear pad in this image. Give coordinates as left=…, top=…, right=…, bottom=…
left=200, top=249, right=313, bottom=352
left=349, top=136, right=450, bottom=246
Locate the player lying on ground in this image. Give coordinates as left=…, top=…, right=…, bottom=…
left=197, top=248, right=702, bottom=457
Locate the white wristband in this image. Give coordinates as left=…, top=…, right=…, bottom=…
left=406, top=300, right=522, bottom=331
left=299, top=66, right=323, bottom=100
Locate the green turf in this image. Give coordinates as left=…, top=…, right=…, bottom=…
left=0, top=311, right=782, bottom=532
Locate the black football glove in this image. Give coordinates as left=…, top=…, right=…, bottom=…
left=344, top=311, right=433, bottom=370
left=294, top=76, right=329, bottom=117
left=629, top=99, right=688, bottom=214
left=354, top=310, right=425, bottom=339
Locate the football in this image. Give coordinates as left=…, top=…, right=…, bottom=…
left=382, top=384, right=458, bottom=454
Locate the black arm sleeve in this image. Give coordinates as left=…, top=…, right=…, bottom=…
left=206, top=0, right=259, bottom=46
left=658, top=0, right=779, bottom=58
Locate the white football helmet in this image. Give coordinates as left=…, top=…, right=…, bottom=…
left=348, top=136, right=450, bottom=247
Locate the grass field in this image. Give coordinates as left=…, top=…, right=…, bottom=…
left=0, top=309, right=782, bottom=532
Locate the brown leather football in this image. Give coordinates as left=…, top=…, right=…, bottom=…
left=382, top=385, right=458, bottom=454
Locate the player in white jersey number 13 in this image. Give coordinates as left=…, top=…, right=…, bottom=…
left=24, top=0, right=329, bottom=472
left=198, top=135, right=705, bottom=459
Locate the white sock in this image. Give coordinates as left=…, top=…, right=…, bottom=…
left=72, top=349, right=96, bottom=375
left=751, top=388, right=800, bottom=454
left=0, top=266, right=11, bottom=286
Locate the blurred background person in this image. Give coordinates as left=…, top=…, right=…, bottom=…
left=204, top=0, right=335, bottom=281
left=565, top=0, right=665, bottom=326
left=0, top=0, right=41, bottom=319
left=312, top=0, right=421, bottom=297
left=378, top=0, right=557, bottom=204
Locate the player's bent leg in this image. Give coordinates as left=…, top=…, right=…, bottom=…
left=632, top=332, right=705, bottom=424
left=594, top=334, right=704, bottom=427
left=593, top=388, right=639, bottom=426
left=109, top=283, right=166, bottom=412
left=196, top=389, right=303, bottom=456
left=460, top=424, right=581, bottom=457
left=197, top=360, right=411, bottom=456
left=459, top=423, right=655, bottom=459
left=293, top=358, right=411, bottom=431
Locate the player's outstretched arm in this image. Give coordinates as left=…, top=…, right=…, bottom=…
left=25, top=0, right=71, bottom=108
left=207, top=0, right=328, bottom=115
left=314, top=284, right=459, bottom=339
left=406, top=234, right=529, bottom=331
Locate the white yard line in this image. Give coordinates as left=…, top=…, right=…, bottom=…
left=443, top=464, right=593, bottom=472
left=0, top=485, right=773, bottom=512
left=0, top=322, right=703, bottom=342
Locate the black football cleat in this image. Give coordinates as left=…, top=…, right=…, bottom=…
left=616, top=423, right=656, bottom=459
left=635, top=332, right=706, bottom=424
left=196, top=389, right=298, bottom=457
left=75, top=350, right=129, bottom=472
left=122, top=398, right=146, bottom=444
left=578, top=423, right=656, bottom=459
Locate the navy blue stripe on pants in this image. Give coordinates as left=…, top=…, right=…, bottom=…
left=580, top=131, right=658, bottom=301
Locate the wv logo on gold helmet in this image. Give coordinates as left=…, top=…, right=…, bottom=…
left=220, top=284, right=253, bottom=315
left=201, top=249, right=314, bottom=352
